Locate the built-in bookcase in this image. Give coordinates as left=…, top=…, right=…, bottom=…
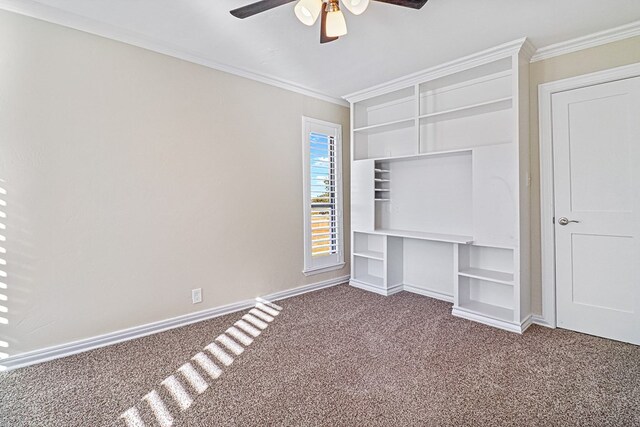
left=347, top=38, right=534, bottom=333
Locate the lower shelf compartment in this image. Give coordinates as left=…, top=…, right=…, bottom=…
left=352, top=273, right=383, bottom=288
left=456, top=300, right=514, bottom=322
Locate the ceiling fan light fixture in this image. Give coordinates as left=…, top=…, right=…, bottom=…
left=294, top=0, right=323, bottom=26
left=325, top=1, right=347, bottom=37
left=341, top=0, right=369, bottom=15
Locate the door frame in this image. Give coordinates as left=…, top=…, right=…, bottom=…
left=538, top=62, right=640, bottom=328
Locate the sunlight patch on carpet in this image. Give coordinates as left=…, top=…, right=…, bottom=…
left=118, top=298, right=283, bottom=427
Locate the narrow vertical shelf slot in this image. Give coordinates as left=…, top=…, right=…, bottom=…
left=374, top=160, right=391, bottom=202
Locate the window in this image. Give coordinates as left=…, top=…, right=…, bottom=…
left=302, top=117, right=344, bottom=275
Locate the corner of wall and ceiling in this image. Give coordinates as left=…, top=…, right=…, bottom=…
left=1, top=0, right=638, bottom=104
left=0, top=0, right=349, bottom=107
left=530, top=20, right=640, bottom=62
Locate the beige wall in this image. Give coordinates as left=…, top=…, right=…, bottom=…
left=529, top=36, right=640, bottom=314
left=3, top=9, right=639, bottom=355
left=0, top=10, right=350, bottom=355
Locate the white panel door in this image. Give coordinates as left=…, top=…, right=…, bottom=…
left=552, top=76, right=640, bottom=345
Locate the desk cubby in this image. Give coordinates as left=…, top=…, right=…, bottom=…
left=347, top=39, right=533, bottom=333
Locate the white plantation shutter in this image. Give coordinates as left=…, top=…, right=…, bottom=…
left=310, top=133, right=337, bottom=257
left=302, top=117, right=344, bottom=274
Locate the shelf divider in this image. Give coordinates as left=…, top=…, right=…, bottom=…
left=353, top=117, right=415, bottom=135
left=419, top=97, right=512, bottom=123
left=457, top=300, right=514, bottom=322
left=458, top=268, right=514, bottom=285
left=353, top=250, right=384, bottom=261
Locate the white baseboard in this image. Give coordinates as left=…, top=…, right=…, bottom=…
left=385, top=283, right=404, bottom=295
left=531, top=314, right=554, bottom=329
left=350, top=281, right=452, bottom=300
left=403, top=285, right=453, bottom=303
left=0, top=275, right=349, bottom=371
left=451, top=308, right=530, bottom=334
left=263, top=275, right=349, bottom=302
left=349, top=280, right=402, bottom=296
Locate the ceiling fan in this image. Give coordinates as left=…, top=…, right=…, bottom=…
left=230, top=0, right=428, bottom=44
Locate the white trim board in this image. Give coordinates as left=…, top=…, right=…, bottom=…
left=349, top=280, right=403, bottom=296
left=0, top=275, right=349, bottom=372
left=0, top=0, right=348, bottom=107
left=531, top=20, right=640, bottom=62
left=537, top=62, right=640, bottom=328
left=531, top=314, right=553, bottom=329
left=452, top=309, right=533, bottom=334
left=344, top=38, right=535, bottom=103
left=402, top=285, right=453, bottom=303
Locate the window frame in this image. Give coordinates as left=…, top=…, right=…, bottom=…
left=301, top=116, right=345, bottom=276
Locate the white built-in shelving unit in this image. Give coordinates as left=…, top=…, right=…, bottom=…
left=346, top=38, right=534, bottom=333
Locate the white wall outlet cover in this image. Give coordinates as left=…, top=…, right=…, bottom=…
left=192, top=288, right=203, bottom=304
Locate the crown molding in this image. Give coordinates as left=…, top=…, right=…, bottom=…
left=0, top=0, right=348, bottom=107
left=343, top=37, right=531, bottom=103
left=531, top=20, right=640, bottom=63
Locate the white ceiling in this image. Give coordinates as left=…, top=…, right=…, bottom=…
left=8, top=0, right=640, bottom=100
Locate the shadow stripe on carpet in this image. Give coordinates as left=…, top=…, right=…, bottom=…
left=119, top=299, right=283, bottom=427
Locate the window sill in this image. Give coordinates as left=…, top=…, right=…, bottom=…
left=302, top=262, right=346, bottom=277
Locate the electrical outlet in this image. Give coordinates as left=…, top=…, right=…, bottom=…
left=192, top=288, right=202, bottom=304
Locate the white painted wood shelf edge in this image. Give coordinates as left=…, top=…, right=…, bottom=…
left=353, top=117, right=415, bottom=134
left=418, top=97, right=513, bottom=122
left=353, top=250, right=384, bottom=260
left=458, top=268, right=514, bottom=285
left=356, top=228, right=473, bottom=245
left=354, top=147, right=473, bottom=164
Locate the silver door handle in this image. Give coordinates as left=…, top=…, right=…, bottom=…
left=557, top=217, right=580, bottom=226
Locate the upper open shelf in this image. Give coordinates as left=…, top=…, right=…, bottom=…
left=353, top=86, right=415, bottom=129
left=418, top=97, right=512, bottom=124
left=351, top=55, right=518, bottom=162
left=353, top=117, right=415, bottom=135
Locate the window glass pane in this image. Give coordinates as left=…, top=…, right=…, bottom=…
left=309, top=132, right=337, bottom=257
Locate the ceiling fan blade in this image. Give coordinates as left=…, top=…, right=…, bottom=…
left=230, top=0, right=296, bottom=18
left=320, top=7, right=339, bottom=44
left=373, top=0, right=428, bottom=9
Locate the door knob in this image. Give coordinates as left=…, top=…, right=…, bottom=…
left=557, top=217, right=580, bottom=226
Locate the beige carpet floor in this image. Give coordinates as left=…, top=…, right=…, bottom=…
left=1, top=284, right=639, bottom=426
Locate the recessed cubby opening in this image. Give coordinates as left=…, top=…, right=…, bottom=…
left=458, top=276, right=515, bottom=322
left=374, top=160, right=391, bottom=202
left=419, top=105, right=513, bottom=153
left=354, top=86, right=415, bottom=129
left=353, top=256, right=384, bottom=288
left=386, top=236, right=404, bottom=288
left=402, top=239, right=454, bottom=297
left=353, top=232, right=384, bottom=260
left=418, top=58, right=512, bottom=117
left=375, top=151, right=472, bottom=238
left=419, top=57, right=512, bottom=108
left=458, top=245, right=514, bottom=277
left=353, top=123, right=416, bottom=160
